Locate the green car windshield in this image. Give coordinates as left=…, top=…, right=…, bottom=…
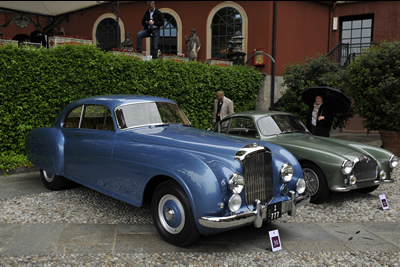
left=115, top=101, right=191, bottom=129
left=258, top=115, right=308, bottom=136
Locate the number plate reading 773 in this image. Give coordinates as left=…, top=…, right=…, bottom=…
left=267, top=202, right=282, bottom=220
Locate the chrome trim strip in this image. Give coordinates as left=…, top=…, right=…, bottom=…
left=331, top=185, right=357, bottom=192
left=234, top=145, right=267, bottom=161
left=331, top=178, right=394, bottom=192
left=374, top=179, right=394, bottom=185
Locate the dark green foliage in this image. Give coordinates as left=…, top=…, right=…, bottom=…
left=0, top=44, right=263, bottom=173
left=346, top=41, right=400, bottom=131
left=279, top=54, right=353, bottom=129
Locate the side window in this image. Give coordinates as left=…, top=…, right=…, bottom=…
left=82, top=105, right=115, bottom=131
left=63, top=105, right=114, bottom=131
left=63, top=106, right=83, bottom=128
left=219, top=118, right=231, bottom=133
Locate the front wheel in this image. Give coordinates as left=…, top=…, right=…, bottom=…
left=151, top=180, right=200, bottom=247
left=40, top=169, right=69, bottom=191
left=302, top=162, right=329, bottom=204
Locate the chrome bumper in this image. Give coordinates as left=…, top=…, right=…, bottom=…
left=198, top=191, right=310, bottom=229
left=331, top=179, right=394, bottom=192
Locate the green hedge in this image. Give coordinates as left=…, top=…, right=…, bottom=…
left=0, top=44, right=263, bottom=173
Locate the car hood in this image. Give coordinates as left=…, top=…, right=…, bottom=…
left=265, top=133, right=380, bottom=159
left=129, top=125, right=270, bottom=157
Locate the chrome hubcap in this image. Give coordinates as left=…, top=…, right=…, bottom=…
left=303, top=168, right=319, bottom=196
left=165, top=208, right=175, bottom=221
left=158, top=194, right=185, bottom=234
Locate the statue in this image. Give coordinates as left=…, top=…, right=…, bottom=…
left=185, top=29, right=201, bottom=61
left=121, top=32, right=133, bottom=51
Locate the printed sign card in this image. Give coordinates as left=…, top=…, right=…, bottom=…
left=268, top=229, right=282, bottom=252
left=379, top=194, right=389, bottom=210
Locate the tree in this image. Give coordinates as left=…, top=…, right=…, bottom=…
left=346, top=41, right=400, bottom=131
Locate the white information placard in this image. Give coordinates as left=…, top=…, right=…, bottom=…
left=268, top=229, right=282, bottom=252
left=380, top=194, right=389, bottom=210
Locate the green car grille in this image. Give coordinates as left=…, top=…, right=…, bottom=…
left=353, top=158, right=378, bottom=181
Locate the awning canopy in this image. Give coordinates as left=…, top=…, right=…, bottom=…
left=0, top=1, right=108, bottom=16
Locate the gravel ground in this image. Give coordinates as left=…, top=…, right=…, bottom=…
left=0, top=168, right=399, bottom=266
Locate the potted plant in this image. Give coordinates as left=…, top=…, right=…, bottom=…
left=346, top=41, right=400, bottom=155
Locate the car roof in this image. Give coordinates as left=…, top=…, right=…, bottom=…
left=227, top=110, right=294, bottom=119
left=70, top=95, right=177, bottom=108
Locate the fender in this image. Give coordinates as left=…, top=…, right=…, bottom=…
left=26, top=127, right=65, bottom=175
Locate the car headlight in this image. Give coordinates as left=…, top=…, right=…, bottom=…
left=389, top=155, right=398, bottom=168
left=280, top=163, right=293, bottom=182
left=228, top=194, right=242, bottom=213
left=341, top=160, right=353, bottom=175
left=296, top=178, right=306, bottom=194
left=229, top=173, right=245, bottom=194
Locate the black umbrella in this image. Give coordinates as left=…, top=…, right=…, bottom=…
left=301, top=86, right=351, bottom=113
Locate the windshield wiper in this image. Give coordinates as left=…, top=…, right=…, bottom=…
left=154, top=123, right=170, bottom=127
left=279, top=130, right=305, bottom=134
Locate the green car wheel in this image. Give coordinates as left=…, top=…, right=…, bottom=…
left=302, top=162, right=329, bottom=204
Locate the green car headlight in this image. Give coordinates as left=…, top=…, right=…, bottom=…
left=280, top=163, right=293, bottom=182
left=341, top=160, right=353, bottom=175
left=389, top=155, right=398, bottom=168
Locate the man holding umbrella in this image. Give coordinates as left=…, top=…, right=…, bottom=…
left=306, top=95, right=333, bottom=137
left=302, top=86, right=351, bottom=137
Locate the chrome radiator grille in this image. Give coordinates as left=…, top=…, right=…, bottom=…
left=353, top=158, right=378, bottom=181
left=241, top=148, right=273, bottom=205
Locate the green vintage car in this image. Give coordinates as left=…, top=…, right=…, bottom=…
left=216, top=111, right=398, bottom=203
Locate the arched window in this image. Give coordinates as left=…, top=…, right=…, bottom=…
left=158, top=13, right=177, bottom=55
left=211, top=7, right=242, bottom=59
left=96, top=17, right=120, bottom=51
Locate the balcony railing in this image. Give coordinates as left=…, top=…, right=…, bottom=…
left=327, top=42, right=376, bottom=67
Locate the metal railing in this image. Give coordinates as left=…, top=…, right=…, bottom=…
left=327, top=42, right=376, bottom=67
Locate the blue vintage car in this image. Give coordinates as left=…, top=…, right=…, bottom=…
left=26, top=95, right=308, bottom=246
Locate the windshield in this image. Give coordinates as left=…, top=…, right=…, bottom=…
left=257, top=115, right=308, bottom=136
left=115, top=101, right=191, bottom=129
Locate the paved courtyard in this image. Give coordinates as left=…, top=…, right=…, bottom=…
left=0, top=133, right=399, bottom=266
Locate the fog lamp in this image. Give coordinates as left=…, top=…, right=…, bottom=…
left=228, top=194, right=242, bottom=213
left=380, top=170, right=387, bottom=180
left=296, top=178, right=306, bottom=194
left=349, top=175, right=357, bottom=185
